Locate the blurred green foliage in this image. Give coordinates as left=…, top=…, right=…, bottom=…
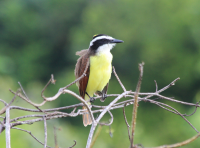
left=0, top=0, right=200, bottom=147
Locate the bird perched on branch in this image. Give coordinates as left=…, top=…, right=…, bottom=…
left=75, top=34, right=123, bottom=126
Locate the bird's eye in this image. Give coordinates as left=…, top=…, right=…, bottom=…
left=110, top=40, right=114, bottom=43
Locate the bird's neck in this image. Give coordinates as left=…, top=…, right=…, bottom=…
left=95, top=44, right=115, bottom=56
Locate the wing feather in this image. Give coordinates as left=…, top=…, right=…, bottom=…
left=75, top=51, right=90, bottom=99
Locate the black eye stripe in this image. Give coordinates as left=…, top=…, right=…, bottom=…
left=90, top=38, right=110, bottom=50
left=94, top=39, right=109, bottom=44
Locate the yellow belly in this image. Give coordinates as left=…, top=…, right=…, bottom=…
left=85, top=52, right=113, bottom=100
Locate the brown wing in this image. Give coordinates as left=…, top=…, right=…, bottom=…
left=75, top=52, right=90, bottom=99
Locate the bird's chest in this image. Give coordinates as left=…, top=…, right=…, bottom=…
left=90, top=53, right=113, bottom=76
left=87, top=53, right=113, bottom=92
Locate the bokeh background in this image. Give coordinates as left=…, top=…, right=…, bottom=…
left=0, top=0, right=200, bottom=147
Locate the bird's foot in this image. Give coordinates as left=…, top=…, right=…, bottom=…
left=100, top=93, right=107, bottom=102
left=89, top=97, right=95, bottom=103
left=86, top=92, right=95, bottom=103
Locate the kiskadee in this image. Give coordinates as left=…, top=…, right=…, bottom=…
left=75, top=34, right=123, bottom=126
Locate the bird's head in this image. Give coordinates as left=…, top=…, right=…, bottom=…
left=89, top=34, right=123, bottom=54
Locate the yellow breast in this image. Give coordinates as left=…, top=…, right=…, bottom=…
left=86, top=52, right=113, bottom=98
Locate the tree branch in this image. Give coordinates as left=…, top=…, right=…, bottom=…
left=131, top=62, right=144, bottom=147
left=12, top=127, right=52, bottom=148
left=5, top=107, right=11, bottom=148
left=153, top=132, right=200, bottom=148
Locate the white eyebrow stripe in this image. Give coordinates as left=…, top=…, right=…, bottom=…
left=89, top=36, right=114, bottom=46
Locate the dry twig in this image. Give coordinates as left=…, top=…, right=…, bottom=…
left=153, top=132, right=200, bottom=148
left=113, top=66, right=126, bottom=92
left=131, top=62, right=144, bottom=147
left=43, top=116, right=47, bottom=148
left=12, top=127, right=52, bottom=148
left=123, top=102, right=131, bottom=142
left=0, top=89, right=20, bottom=115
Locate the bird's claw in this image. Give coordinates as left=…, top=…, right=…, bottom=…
left=90, top=97, right=95, bottom=103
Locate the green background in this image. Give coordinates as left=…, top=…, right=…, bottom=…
left=0, top=0, right=200, bottom=147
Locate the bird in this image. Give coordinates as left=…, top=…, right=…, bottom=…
left=75, top=34, right=123, bottom=126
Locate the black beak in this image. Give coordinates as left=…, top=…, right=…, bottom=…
left=110, top=39, right=124, bottom=43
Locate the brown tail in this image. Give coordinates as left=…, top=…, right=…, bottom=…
left=82, top=106, right=92, bottom=126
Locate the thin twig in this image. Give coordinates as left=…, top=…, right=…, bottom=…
left=41, top=74, right=56, bottom=100
left=12, top=127, right=52, bottom=148
left=147, top=99, right=199, bottom=133
left=18, top=82, right=44, bottom=112
left=9, top=89, right=46, bottom=107
left=98, top=110, right=113, bottom=126
left=43, top=116, right=47, bottom=148
left=131, top=62, right=144, bottom=147
left=0, top=99, right=8, bottom=106
left=69, top=140, right=77, bottom=148
left=53, top=126, right=58, bottom=148
left=113, top=66, right=126, bottom=92
left=153, top=132, right=200, bottom=148
left=183, top=101, right=200, bottom=117
left=123, top=103, right=131, bottom=142
left=154, top=80, right=158, bottom=92
left=0, top=89, right=20, bottom=115
left=0, top=120, right=4, bottom=134
left=18, top=82, right=29, bottom=99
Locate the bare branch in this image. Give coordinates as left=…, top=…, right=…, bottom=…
left=153, top=132, right=200, bottom=148
left=123, top=103, right=131, bottom=142
left=43, top=116, right=47, bottom=148
left=18, top=82, right=29, bottom=99
left=9, top=89, right=47, bottom=107
left=131, top=62, right=144, bottom=147
left=0, top=99, right=8, bottom=106
left=18, top=82, right=45, bottom=114
left=12, top=127, right=52, bottom=148
left=0, top=89, right=20, bottom=115
left=53, top=126, right=59, bottom=148
left=183, top=101, right=200, bottom=116
left=41, top=74, right=56, bottom=100
left=98, top=110, right=113, bottom=126
left=18, top=82, right=45, bottom=112
left=154, top=80, right=158, bottom=92
left=5, top=107, right=11, bottom=148
left=113, top=66, right=126, bottom=92
left=69, top=140, right=77, bottom=148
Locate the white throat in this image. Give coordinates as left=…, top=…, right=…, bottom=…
left=96, top=44, right=115, bottom=56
